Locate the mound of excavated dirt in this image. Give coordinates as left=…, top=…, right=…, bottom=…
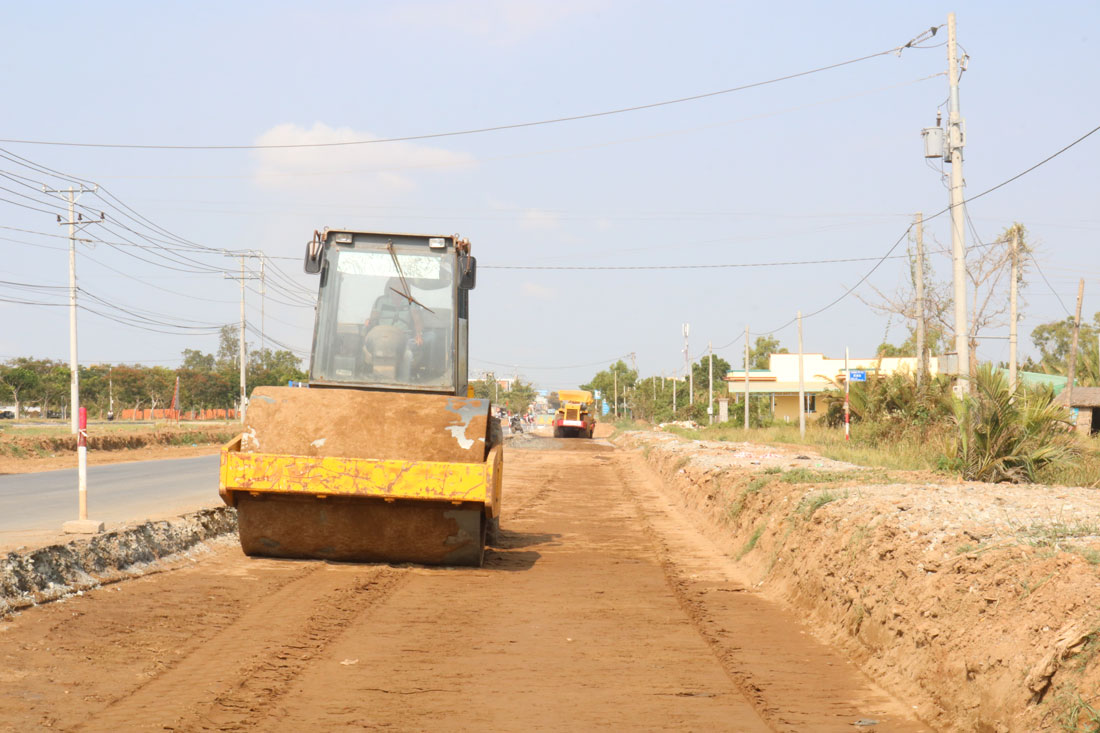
left=616, top=430, right=1100, bottom=733
left=0, top=426, right=235, bottom=455
left=0, top=508, right=237, bottom=616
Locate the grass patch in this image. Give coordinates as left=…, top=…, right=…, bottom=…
left=779, top=467, right=897, bottom=485
left=1018, top=520, right=1100, bottom=548
left=797, top=489, right=846, bottom=518
left=736, top=524, right=764, bottom=559
left=846, top=524, right=871, bottom=560
left=1018, top=571, right=1057, bottom=598
left=764, top=526, right=793, bottom=575
left=746, top=476, right=769, bottom=493
left=1053, top=688, right=1100, bottom=732
left=672, top=455, right=691, bottom=471
left=763, top=466, right=782, bottom=475
left=1076, top=547, right=1100, bottom=565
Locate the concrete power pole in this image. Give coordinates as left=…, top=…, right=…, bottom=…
left=1067, top=279, right=1085, bottom=408
left=258, top=252, right=266, bottom=352
left=613, top=363, right=618, bottom=419
left=743, top=325, right=750, bottom=430
left=239, top=257, right=247, bottom=423
left=914, top=212, right=927, bottom=387
left=44, top=185, right=99, bottom=434
left=798, top=311, right=806, bottom=439
left=1009, top=226, right=1019, bottom=391
left=224, top=257, right=258, bottom=424
left=946, top=12, right=970, bottom=392
left=683, top=323, right=693, bottom=406
left=707, top=342, right=713, bottom=425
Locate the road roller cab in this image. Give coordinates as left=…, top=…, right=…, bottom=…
left=219, top=230, right=502, bottom=566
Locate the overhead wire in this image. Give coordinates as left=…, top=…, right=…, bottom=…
left=715, top=119, right=1100, bottom=350
left=0, top=26, right=942, bottom=150
left=470, top=354, right=634, bottom=371
left=1029, top=254, right=1073, bottom=317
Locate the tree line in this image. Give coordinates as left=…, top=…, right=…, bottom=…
left=581, top=306, right=1100, bottom=427
left=0, top=325, right=305, bottom=419
left=469, top=372, right=537, bottom=414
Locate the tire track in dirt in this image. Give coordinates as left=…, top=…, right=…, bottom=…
left=76, top=563, right=409, bottom=732
left=614, top=453, right=931, bottom=732
left=252, top=442, right=773, bottom=732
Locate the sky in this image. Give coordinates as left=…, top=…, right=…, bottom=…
left=1, top=0, right=1098, bottom=390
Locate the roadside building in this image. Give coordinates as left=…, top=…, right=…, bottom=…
left=1055, top=386, right=1100, bottom=435
left=724, top=353, right=945, bottom=423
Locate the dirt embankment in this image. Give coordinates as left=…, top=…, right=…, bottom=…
left=0, top=507, right=236, bottom=616
left=617, top=430, right=1100, bottom=733
left=0, top=425, right=234, bottom=474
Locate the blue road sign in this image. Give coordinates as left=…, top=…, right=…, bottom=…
left=848, top=370, right=867, bottom=382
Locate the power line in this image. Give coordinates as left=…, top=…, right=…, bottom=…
left=728, top=119, right=1100, bottom=346
left=1029, top=254, right=1073, bottom=317
left=0, top=28, right=941, bottom=151
left=471, top=354, right=633, bottom=371
left=485, top=253, right=920, bottom=271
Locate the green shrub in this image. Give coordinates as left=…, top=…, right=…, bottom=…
left=951, top=365, right=1078, bottom=482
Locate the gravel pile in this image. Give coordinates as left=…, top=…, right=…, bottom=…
left=0, top=507, right=237, bottom=615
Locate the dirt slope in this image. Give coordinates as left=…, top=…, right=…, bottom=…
left=618, top=430, right=1100, bottom=732
left=0, top=437, right=928, bottom=732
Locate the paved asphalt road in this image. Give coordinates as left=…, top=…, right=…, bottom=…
left=0, top=454, right=221, bottom=533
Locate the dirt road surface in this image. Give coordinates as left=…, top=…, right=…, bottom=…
left=0, top=437, right=929, bottom=732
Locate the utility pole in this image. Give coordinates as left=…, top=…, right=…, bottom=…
left=44, top=185, right=100, bottom=433
left=1067, top=279, right=1085, bottom=408
left=743, top=325, right=750, bottom=429
left=798, top=311, right=806, bottom=439
left=683, top=323, right=693, bottom=405
left=257, top=252, right=267, bottom=352
left=1009, top=226, right=1019, bottom=391
left=707, top=342, right=713, bottom=425
left=613, top=363, right=618, bottom=419
left=239, top=257, right=246, bottom=423
left=844, top=346, right=851, bottom=441
left=224, top=256, right=258, bottom=424
left=914, top=212, right=927, bottom=387
left=946, top=12, right=970, bottom=393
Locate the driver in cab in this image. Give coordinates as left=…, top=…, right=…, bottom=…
left=364, top=278, right=424, bottom=346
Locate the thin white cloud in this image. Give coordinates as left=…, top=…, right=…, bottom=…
left=251, top=122, right=476, bottom=192
left=521, top=282, right=556, bottom=299
left=388, top=0, right=603, bottom=43
left=519, top=208, right=561, bottom=231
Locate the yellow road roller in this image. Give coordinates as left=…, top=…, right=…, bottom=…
left=219, top=230, right=502, bottom=566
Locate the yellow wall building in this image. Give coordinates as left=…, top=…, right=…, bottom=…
left=725, top=353, right=944, bottom=423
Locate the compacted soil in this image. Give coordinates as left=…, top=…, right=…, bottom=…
left=0, top=436, right=928, bottom=732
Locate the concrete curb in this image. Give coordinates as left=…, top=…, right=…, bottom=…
left=0, top=507, right=237, bottom=615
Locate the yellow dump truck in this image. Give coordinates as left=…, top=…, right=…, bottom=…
left=552, top=389, right=597, bottom=438
left=219, top=230, right=502, bottom=566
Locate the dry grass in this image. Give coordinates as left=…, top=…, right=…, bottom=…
left=670, top=423, right=946, bottom=472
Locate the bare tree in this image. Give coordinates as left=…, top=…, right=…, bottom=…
left=859, top=229, right=951, bottom=356
left=862, top=222, right=1029, bottom=372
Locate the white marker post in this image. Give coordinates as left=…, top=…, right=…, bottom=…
left=844, top=347, right=851, bottom=442
left=63, top=407, right=103, bottom=534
